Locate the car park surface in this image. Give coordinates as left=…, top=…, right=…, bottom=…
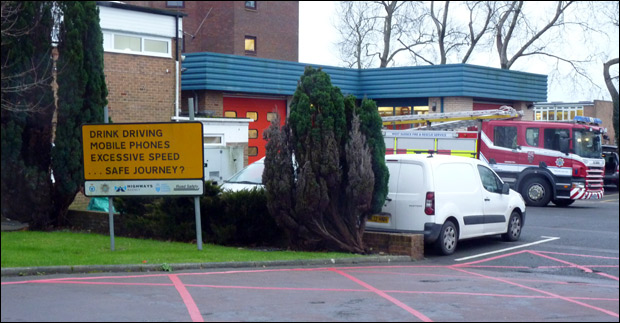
left=3, top=194, right=617, bottom=322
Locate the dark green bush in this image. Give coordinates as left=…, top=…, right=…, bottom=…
left=213, top=187, right=284, bottom=246
left=113, top=182, right=284, bottom=247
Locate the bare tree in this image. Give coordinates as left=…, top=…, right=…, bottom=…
left=599, top=1, right=619, bottom=146
left=338, top=1, right=496, bottom=67
left=336, top=1, right=425, bottom=68
left=492, top=1, right=590, bottom=70
left=1, top=1, right=55, bottom=113
left=461, top=1, right=496, bottom=63
left=336, top=1, right=378, bottom=69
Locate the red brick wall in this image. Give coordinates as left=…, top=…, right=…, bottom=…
left=232, top=1, right=298, bottom=61
left=363, top=231, right=424, bottom=260
left=104, top=52, right=177, bottom=123
left=181, top=90, right=223, bottom=117
left=126, top=1, right=299, bottom=61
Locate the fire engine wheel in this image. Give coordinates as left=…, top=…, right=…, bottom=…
left=435, top=220, right=458, bottom=255
left=552, top=198, right=575, bottom=207
left=502, top=211, right=522, bottom=242
left=521, top=177, right=551, bottom=207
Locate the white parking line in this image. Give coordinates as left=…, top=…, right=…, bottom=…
left=455, top=236, right=560, bottom=262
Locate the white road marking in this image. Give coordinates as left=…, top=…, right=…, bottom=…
left=454, top=236, right=560, bottom=262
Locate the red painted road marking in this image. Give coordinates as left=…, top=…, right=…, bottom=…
left=168, top=274, right=204, bottom=322
left=329, top=268, right=433, bottom=322
left=450, top=266, right=619, bottom=319
left=528, top=250, right=594, bottom=273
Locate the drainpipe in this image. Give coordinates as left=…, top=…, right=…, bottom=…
left=175, top=14, right=180, bottom=118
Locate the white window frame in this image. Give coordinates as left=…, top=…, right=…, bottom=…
left=203, top=134, right=225, bottom=147
left=103, top=31, right=172, bottom=58
left=534, top=105, right=584, bottom=122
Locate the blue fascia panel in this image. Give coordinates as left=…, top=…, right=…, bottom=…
left=181, top=53, right=547, bottom=102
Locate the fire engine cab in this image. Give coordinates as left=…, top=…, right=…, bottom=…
left=382, top=108, right=606, bottom=207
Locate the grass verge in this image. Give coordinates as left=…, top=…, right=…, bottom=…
left=1, top=230, right=362, bottom=268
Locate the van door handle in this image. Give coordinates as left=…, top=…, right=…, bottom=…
left=386, top=198, right=392, bottom=202
left=484, top=198, right=490, bottom=202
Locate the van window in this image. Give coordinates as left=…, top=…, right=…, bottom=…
left=477, top=165, right=503, bottom=193
left=435, top=163, right=476, bottom=193
left=397, top=164, right=424, bottom=194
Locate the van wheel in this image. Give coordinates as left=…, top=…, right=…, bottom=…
left=521, top=177, right=551, bottom=207
left=502, top=211, right=522, bottom=242
left=435, top=221, right=458, bottom=255
left=552, top=198, right=575, bottom=207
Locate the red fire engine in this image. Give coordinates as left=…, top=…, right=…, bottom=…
left=382, top=108, right=606, bottom=207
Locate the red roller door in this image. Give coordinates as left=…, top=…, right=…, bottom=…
left=223, top=97, right=286, bottom=164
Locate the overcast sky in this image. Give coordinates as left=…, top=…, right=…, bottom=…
left=298, top=1, right=619, bottom=103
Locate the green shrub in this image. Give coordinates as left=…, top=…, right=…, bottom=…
left=213, top=187, right=284, bottom=246
left=113, top=182, right=284, bottom=247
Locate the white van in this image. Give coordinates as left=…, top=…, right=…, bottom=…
left=220, top=157, right=265, bottom=192
left=366, top=154, right=526, bottom=255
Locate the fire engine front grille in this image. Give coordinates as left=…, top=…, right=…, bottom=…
left=586, top=167, right=604, bottom=190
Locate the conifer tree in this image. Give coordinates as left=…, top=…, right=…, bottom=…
left=263, top=67, right=376, bottom=253
left=52, top=1, right=107, bottom=224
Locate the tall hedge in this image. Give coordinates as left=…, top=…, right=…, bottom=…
left=263, top=67, right=376, bottom=253
left=53, top=1, right=108, bottom=225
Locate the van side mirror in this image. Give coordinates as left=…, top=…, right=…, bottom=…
left=502, top=183, right=510, bottom=195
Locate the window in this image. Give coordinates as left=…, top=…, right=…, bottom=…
left=493, top=126, right=518, bottom=149
left=166, top=1, right=184, bottom=8
left=378, top=107, right=394, bottom=117
left=266, top=112, right=278, bottom=122
left=525, top=128, right=539, bottom=147
left=245, top=1, right=256, bottom=10
left=248, top=146, right=258, bottom=156
left=246, top=111, right=258, bottom=121
left=104, top=32, right=171, bottom=58
left=144, top=39, right=168, bottom=54
left=114, top=35, right=141, bottom=52
left=249, top=129, right=258, bottom=139
left=203, top=136, right=223, bottom=146
left=245, top=36, right=257, bottom=55
left=477, top=165, right=503, bottom=194
left=534, top=105, right=584, bottom=121
left=224, top=111, right=237, bottom=118
left=543, top=128, right=569, bottom=151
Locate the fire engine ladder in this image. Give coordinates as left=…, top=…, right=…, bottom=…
left=381, top=105, right=523, bottom=130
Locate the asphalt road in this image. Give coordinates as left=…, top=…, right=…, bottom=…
left=2, top=191, right=618, bottom=322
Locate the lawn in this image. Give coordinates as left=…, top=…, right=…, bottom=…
left=1, top=230, right=362, bottom=268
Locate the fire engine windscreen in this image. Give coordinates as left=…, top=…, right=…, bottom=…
left=573, top=130, right=602, bottom=158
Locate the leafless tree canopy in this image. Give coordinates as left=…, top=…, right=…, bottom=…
left=1, top=1, right=55, bottom=113
left=335, top=1, right=619, bottom=101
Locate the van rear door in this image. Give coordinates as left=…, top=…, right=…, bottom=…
left=367, top=161, right=400, bottom=231
left=393, top=161, right=427, bottom=231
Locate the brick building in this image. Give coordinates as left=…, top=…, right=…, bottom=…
left=97, top=1, right=185, bottom=124
left=125, top=1, right=299, bottom=61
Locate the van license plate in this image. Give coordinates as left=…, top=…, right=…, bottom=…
left=369, top=215, right=389, bottom=223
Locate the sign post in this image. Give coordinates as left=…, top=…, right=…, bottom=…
left=82, top=122, right=205, bottom=250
